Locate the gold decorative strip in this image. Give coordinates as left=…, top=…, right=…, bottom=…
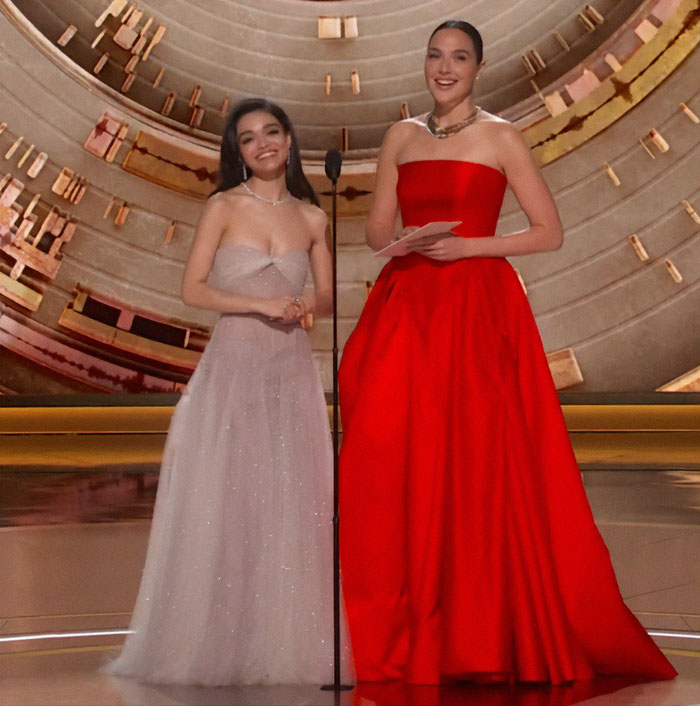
left=122, top=130, right=218, bottom=198
left=0, top=270, right=42, bottom=310
left=2, top=403, right=698, bottom=435
left=657, top=364, right=700, bottom=391
left=0, top=313, right=182, bottom=393
left=525, top=0, right=700, bottom=165
left=2, top=404, right=698, bottom=471
left=59, top=307, right=201, bottom=370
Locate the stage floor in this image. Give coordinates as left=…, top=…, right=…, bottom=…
left=1, top=656, right=699, bottom=706
left=1, top=468, right=700, bottom=705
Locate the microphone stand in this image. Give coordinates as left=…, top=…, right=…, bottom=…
left=321, top=151, right=353, bottom=694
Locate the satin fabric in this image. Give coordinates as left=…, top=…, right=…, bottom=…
left=338, top=160, right=676, bottom=685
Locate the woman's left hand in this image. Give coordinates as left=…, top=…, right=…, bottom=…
left=408, top=234, right=474, bottom=261
left=286, top=296, right=309, bottom=324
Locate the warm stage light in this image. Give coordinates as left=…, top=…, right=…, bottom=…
left=0, top=629, right=696, bottom=645
left=647, top=631, right=700, bottom=641
left=0, top=629, right=133, bottom=643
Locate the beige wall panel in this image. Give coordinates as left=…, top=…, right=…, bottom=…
left=504, top=57, right=700, bottom=287
left=337, top=249, right=386, bottom=284
left=537, top=236, right=699, bottom=350
left=573, top=285, right=700, bottom=390
left=12, top=0, right=637, bottom=148
left=336, top=282, right=371, bottom=318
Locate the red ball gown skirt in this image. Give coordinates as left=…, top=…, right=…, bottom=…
left=338, top=160, right=676, bottom=685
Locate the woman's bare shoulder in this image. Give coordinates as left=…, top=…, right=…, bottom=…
left=383, top=116, right=426, bottom=145
left=294, top=199, right=328, bottom=237
left=206, top=187, right=249, bottom=214
left=475, top=113, right=528, bottom=149
left=297, top=199, right=326, bottom=221
left=475, top=111, right=515, bottom=130
left=397, top=114, right=430, bottom=129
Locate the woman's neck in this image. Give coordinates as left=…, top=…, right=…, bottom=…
left=431, top=97, right=477, bottom=126
left=246, top=173, right=287, bottom=201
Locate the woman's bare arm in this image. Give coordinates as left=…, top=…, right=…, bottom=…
left=306, top=218, right=334, bottom=317
left=181, top=195, right=298, bottom=322
left=366, top=123, right=407, bottom=251
left=181, top=195, right=262, bottom=313
left=471, top=123, right=562, bottom=256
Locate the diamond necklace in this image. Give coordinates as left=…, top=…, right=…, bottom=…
left=242, top=181, right=291, bottom=206
left=426, top=106, right=481, bottom=139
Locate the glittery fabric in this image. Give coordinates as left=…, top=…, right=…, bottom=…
left=105, top=244, right=353, bottom=685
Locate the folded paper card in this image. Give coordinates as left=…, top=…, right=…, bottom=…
left=374, top=221, right=462, bottom=257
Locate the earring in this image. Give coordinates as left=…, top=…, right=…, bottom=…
left=286, top=152, right=291, bottom=167
left=241, top=161, right=247, bottom=180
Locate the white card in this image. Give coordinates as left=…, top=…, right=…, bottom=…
left=374, top=221, right=462, bottom=257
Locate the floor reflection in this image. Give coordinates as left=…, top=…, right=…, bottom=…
left=350, top=678, right=651, bottom=706
left=3, top=467, right=700, bottom=528
left=583, top=470, right=700, bottom=525
left=1, top=468, right=699, bottom=705
left=0, top=465, right=158, bottom=526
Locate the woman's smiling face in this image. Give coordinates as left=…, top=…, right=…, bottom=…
left=236, top=110, right=291, bottom=176
left=424, top=28, right=481, bottom=105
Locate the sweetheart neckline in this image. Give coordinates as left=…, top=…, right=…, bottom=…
left=215, top=243, right=309, bottom=260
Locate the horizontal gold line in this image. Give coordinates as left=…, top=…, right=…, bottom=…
left=634, top=610, right=700, bottom=612
left=0, top=405, right=698, bottom=434
left=1, top=428, right=697, bottom=436
left=0, top=644, right=119, bottom=659
left=0, top=431, right=167, bottom=436
left=3, top=611, right=130, bottom=620
left=661, top=648, right=700, bottom=658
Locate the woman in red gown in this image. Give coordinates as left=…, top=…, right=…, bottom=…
left=338, top=21, right=676, bottom=686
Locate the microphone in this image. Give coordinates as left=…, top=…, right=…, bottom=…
left=325, top=149, right=342, bottom=184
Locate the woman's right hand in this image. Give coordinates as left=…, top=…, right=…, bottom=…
left=257, top=297, right=302, bottom=323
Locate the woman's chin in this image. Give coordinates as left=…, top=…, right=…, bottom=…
left=428, top=88, right=472, bottom=106
left=249, top=164, right=286, bottom=180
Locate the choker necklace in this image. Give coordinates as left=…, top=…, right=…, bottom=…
left=242, top=181, right=291, bottom=206
left=426, top=107, right=481, bottom=139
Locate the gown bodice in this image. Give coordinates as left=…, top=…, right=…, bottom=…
left=208, top=244, right=308, bottom=299
left=396, top=160, right=507, bottom=238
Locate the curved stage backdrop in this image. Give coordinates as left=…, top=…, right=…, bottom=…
left=0, top=0, right=697, bottom=395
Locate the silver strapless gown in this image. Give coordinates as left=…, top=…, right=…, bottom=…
left=105, top=244, right=352, bottom=685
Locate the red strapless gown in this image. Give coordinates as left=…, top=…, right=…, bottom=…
left=338, top=160, right=676, bottom=685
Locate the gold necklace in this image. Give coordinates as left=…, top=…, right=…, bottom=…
left=426, top=107, right=481, bottom=139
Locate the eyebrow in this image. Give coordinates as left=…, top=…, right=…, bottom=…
left=427, top=47, right=472, bottom=54
left=238, top=122, right=281, bottom=138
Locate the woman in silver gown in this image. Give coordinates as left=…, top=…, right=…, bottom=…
left=106, top=98, right=351, bottom=686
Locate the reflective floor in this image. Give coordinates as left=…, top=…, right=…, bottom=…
left=2, top=658, right=700, bottom=706
left=2, top=468, right=700, bottom=705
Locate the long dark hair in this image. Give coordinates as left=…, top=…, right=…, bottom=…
left=429, top=20, right=483, bottom=65
left=212, top=97, right=319, bottom=206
